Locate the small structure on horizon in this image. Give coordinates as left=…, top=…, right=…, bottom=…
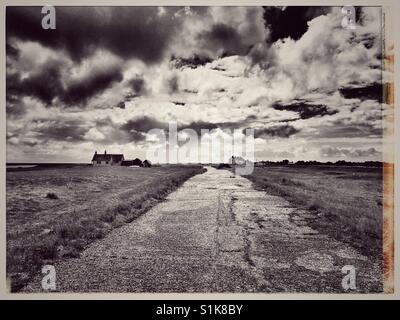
left=121, top=158, right=142, bottom=167
left=142, top=159, right=152, bottom=167
left=91, top=150, right=124, bottom=166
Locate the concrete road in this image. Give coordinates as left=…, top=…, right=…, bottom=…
left=23, top=167, right=382, bottom=292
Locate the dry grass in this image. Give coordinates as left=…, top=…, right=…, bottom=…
left=245, top=166, right=383, bottom=258
left=6, top=165, right=206, bottom=292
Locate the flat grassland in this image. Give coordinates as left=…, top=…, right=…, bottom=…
left=7, top=165, right=205, bottom=291
left=246, top=166, right=383, bottom=258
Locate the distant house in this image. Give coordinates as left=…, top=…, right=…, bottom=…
left=142, top=160, right=152, bottom=167
left=121, top=158, right=142, bottom=167
left=91, top=150, right=124, bottom=166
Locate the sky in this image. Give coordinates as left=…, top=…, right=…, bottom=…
left=6, top=6, right=387, bottom=163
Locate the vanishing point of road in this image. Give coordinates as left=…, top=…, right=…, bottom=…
left=24, top=167, right=382, bottom=293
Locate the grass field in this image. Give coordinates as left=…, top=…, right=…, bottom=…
left=6, top=165, right=206, bottom=291
left=245, top=165, right=383, bottom=258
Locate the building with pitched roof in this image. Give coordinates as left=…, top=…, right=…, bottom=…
left=91, top=150, right=124, bottom=166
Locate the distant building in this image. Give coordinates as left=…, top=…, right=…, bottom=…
left=91, top=150, right=124, bottom=166
left=121, top=158, right=142, bottom=167
left=91, top=151, right=152, bottom=168
left=142, top=160, right=152, bottom=167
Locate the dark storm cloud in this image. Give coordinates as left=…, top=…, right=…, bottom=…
left=339, top=83, right=383, bottom=103
left=254, top=124, right=300, bottom=138
left=7, top=60, right=123, bottom=106
left=62, top=65, right=123, bottom=105
left=7, top=60, right=64, bottom=105
left=121, top=116, right=169, bottom=133
left=272, top=102, right=338, bottom=119
left=33, top=119, right=89, bottom=142
left=6, top=6, right=181, bottom=63
left=90, top=116, right=141, bottom=143
left=119, top=116, right=170, bottom=143
left=262, top=6, right=332, bottom=42
left=199, top=23, right=251, bottom=57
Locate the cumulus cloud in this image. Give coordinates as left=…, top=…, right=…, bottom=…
left=169, top=7, right=266, bottom=60
left=120, top=116, right=168, bottom=134
left=321, top=146, right=380, bottom=158
left=249, top=7, right=382, bottom=101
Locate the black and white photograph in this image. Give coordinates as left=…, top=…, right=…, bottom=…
left=5, top=4, right=395, bottom=294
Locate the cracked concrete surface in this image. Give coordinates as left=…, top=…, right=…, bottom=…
left=23, top=167, right=382, bottom=293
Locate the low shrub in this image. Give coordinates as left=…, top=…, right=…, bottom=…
left=46, top=192, right=59, bottom=200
